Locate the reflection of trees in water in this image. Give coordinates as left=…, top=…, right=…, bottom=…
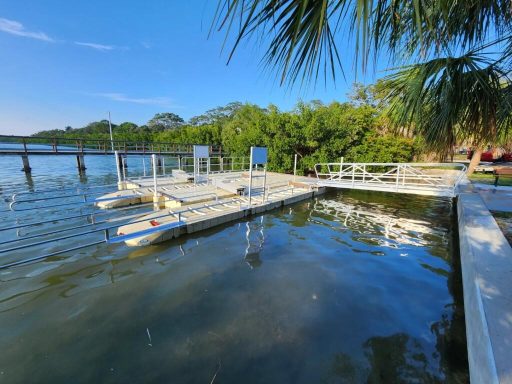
left=364, top=334, right=435, bottom=383
left=434, top=218, right=469, bottom=383
left=323, top=334, right=435, bottom=383
left=324, top=323, right=468, bottom=383
left=324, top=259, right=469, bottom=384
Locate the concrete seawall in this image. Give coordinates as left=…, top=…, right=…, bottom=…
left=458, top=192, right=512, bottom=384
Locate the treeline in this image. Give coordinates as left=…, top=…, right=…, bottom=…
left=32, top=87, right=421, bottom=174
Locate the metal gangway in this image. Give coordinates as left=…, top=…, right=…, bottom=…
left=314, top=162, right=467, bottom=197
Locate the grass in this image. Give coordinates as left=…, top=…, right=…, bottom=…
left=453, top=154, right=468, bottom=161
left=470, top=173, right=512, bottom=186
left=492, top=212, right=512, bottom=247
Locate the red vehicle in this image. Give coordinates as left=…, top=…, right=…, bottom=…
left=467, top=149, right=512, bottom=162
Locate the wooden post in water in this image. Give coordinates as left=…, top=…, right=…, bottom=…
left=76, top=155, right=86, bottom=173
left=21, top=155, right=31, bottom=173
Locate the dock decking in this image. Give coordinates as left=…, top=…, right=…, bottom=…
left=94, top=170, right=324, bottom=246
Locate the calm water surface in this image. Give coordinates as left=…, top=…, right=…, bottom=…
left=0, top=152, right=468, bottom=383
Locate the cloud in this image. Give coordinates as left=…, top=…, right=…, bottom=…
left=0, top=17, right=54, bottom=42
left=92, top=93, right=176, bottom=107
left=74, top=41, right=115, bottom=51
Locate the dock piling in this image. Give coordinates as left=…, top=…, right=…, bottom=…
left=21, top=155, right=31, bottom=173
left=76, top=155, right=86, bottom=173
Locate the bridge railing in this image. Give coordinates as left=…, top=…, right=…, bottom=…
left=0, top=135, right=222, bottom=155
left=314, top=162, right=467, bottom=195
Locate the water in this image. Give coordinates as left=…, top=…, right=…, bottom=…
left=0, top=151, right=468, bottom=383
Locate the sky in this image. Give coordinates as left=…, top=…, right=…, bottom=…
left=0, top=0, right=384, bottom=135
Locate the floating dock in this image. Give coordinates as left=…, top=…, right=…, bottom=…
left=116, top=183, right=323, bottom=246
left=0, top=151, right=467, bottom=269
left=99, top=170, right=324, bottom=246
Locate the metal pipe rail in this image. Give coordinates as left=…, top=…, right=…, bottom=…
left=2, top=189, right=244, bottom=246
left=0, top=200, right=161, bottom=233
left=11, top=182, right=119, bottom=201
left=179, top=156, right=249, bottom=172
left=1, top=209, right=152, bottom=246
left=314, top=162, right=467, bottom=197
left=11, top=189, right=115, bottom=204
left=0, top=197, right=245, bottom=269
left=9, top=177, right=183, bottom=211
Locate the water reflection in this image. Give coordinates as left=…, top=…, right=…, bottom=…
left=244, top=216, right=265, bottom=268
left=312, top=198, right=446, bottom=248
left=23, top=172, right=35, bottom=192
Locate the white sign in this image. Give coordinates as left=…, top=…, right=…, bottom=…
left=193, top=145, right=209, bottom=158
left=251, top=147, right=268, bottom=164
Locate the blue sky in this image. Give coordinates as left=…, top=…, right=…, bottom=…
left=0, top=0, right=383, bottom=135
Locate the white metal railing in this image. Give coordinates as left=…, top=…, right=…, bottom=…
left=179, top=156, right=249, bottom=173
left=314, top=162, right=467, bottom=196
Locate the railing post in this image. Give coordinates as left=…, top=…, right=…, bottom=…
left=362, top=164, right=366, bottom=183
left=395, top=165, right=400, bottom=190
left=152, top=154, right=158, bottom=198
left=114, top=150, right=123, bottom=188
left=293, top=154, right=298, bottom=181
left=351, top=164, right=355, bottom=187
left=121, top=156, right=127, bottom=180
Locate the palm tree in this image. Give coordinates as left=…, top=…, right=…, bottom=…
left=212, top=0, right=512, bottom=174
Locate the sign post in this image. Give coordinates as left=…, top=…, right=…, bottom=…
left=193, top=145, right=210, bottom=184
left=248, top=147, right=268, bottom=205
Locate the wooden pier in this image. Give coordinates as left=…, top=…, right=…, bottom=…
left=0, top=135, right=222, bottom=173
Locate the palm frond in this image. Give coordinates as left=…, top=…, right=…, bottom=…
left=381, top=50, right=512, bottom=151
left=212, top=0, right=511, bottom=85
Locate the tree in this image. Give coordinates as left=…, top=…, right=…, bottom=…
left=212, top=0, right=512, bottom=174
left=382, top=53, right=511, bottom=172
left=188, top=102, right=244, bottom=126
left=147, top=113, right=184, bottom=131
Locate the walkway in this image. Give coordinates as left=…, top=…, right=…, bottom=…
left=315, top=162, right=467, bottom=197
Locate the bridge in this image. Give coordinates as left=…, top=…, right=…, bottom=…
left=0, top=135, right=222, bottom=173
left=314, top=162, right=467, bottom=197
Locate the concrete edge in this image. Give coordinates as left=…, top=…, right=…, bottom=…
left=457, top=192, right=512, bottom=384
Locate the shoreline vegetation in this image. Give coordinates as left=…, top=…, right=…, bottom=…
left=29, top=84, right=422, bottom=175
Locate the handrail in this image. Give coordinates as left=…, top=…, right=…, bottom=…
left=314, top=162, right=467, bottom=196
left=0, top=135, right=223, bottom=155
left=0, top=197, right=244, bottom=269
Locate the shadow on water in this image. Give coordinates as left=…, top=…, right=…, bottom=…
left=0, top=155, right=469, bottom=384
